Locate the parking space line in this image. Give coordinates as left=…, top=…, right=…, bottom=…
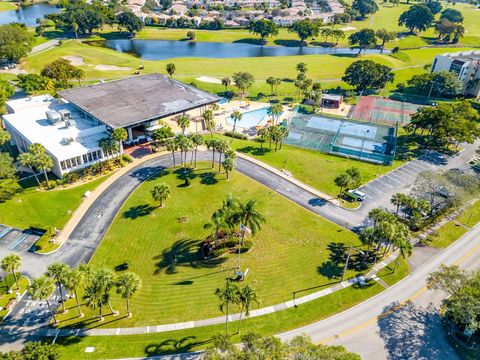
left=8, top=233, right=30, bottom=251
left=383, top=175, right=402, bottom=185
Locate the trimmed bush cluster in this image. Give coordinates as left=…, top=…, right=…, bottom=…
left=224, top=131, right=248, bottom=140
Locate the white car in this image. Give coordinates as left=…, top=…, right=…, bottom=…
left=348, top=190, right=367, bottom=202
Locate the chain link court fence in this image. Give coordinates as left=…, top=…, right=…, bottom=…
left=283, top=112, right=398, bottom=165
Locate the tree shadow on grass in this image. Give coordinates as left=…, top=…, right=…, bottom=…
left=153, top=239, right=227, bottom=275
left=317, top=242, right=347, bottom=280
left=199, top=171, right=218, bottom=185
left=145, top=336, right=211, bottom=357
left=123, top=204, right=157, bottom=219
left=236, top=146, right=271, bottom=156
left=175, top=167, right=198, bottom=182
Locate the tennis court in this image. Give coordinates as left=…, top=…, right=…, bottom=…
left=284, top=112, right=397, bottom=165
left=351, top=96, right=421, bottom=125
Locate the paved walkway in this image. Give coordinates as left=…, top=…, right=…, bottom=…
left=38, top=251, right=400, bottom=338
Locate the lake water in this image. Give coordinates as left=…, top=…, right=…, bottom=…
left=0, top=4, right=60, bottom=27
left=104, top=39, right=390, bottom=60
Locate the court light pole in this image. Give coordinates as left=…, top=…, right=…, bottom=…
left=341, top=246, right=365, bottom=282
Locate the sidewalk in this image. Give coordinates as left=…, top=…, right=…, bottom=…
left=40, top=250, right=399, bottom=338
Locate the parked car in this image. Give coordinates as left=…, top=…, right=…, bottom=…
left=348, top=189, right=367, bottom=202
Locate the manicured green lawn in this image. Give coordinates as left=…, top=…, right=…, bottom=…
left=0, top=1, right=16, bottom=12
left=55, top=282, right=385, bottom=359
left=215, top=135, right=402, bottom=197
left=0, top=275, right=29, bottom=322
left=56, top=164, right=365, bottom=328
left=375, top=258, right=409, bottom=287
left=0, top=176, right=108, bottom=230
left=427, top=200, right=480, bottom=248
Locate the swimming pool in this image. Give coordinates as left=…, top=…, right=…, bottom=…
left=227, top=107, right=272, bottom=128
left=218, top=97, right=229, bottom=105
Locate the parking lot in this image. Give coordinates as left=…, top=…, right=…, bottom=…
left=0, top=225, right=41, bottom=254
left=357, top=159, right=436, bottom=201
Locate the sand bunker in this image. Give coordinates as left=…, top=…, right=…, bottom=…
left=340, top=26, right=357, bottom=31
left=94, top=65, right=132, bottom=71
left=196, top=76, right=222, bottom=84
left=62, top=55, right=86, bottom=66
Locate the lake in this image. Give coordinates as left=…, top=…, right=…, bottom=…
left=0, top=4, right=60, bottom=27
left=104, top=39, right=390, bottom=60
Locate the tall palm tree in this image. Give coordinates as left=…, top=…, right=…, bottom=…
left=151, top=183, right=171, bottom=207
left=84, top=277, right=107, bottom=322
left=216, top=139, right=229, bottom=172
left=18, top=152, right=41, bottom=186
left=209, top=208, right=227, bottom=247
left=165, top=137, right=178, bottom=169
left=177, top=115, right=190, bottom=135
left=28, top=276, right=57, bottom=324
left=296, top=62, right=308, bottom=74
left=268, top=104, right=283, bottom=125
left=1, top=254, right=21, bottom=290
left=95, top=268, right=118, bottom=315
left=78, top=263, right=93, bottom=290
left=177, top=135, right=193, bottom=167
left=46, top=262, right=69, bottom=313
left=166, top=63, right=175, bottom=77
left=221, top=77, right=231, bottom=92
left=116, top=272, right=141, bottom=318
left=393, top=237, right=412, bottom=273
left=223, top=157, right=235, bottom=179
left=278, top=126, right=289, bottom=150
left=112, top=128, right=128, bottom=152
left=189, top=133, right=204, bottom=168
left=202, top=109, right=215, bottom=138
left=235, top=284, right=259, bottom=334
left=257, top=127, right=267, bottom=149
left=390, top=193, right=405, bottom=216
left=215, top=281, right=239, bottom=336
left=205, top=138, right=218, bottom=169
left=235, top=200, right=266, bottom=236
left=64, top=268, right=85, bottom=318
left=230, top=110, right=242, bottom=138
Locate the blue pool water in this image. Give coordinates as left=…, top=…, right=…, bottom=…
left=218, top=97, right=229, bottom=105
left=227, top=107, right=271, bottom=128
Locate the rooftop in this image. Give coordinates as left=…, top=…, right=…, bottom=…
left=3, top=95, right=108, bottom=161
left=59, top=74, right=220, bottom=129
left=441, top=50, right=480, bottom=61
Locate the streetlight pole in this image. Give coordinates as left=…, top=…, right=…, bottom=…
left=341, top=245, right=353, bottom=282
left=428, top=80, right=436, bottom=98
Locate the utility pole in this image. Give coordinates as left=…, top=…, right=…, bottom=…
left=342, top=245, right=353, bottom=282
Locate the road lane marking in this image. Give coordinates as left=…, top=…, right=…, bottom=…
left=320, top=241, right=480, bottom=344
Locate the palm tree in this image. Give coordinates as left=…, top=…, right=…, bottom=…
left=215, top=281, right=239, bottom=335
left=393, top=237, right=412, bottom=273
left=177, top=115, right=190, bottom=135
left=151, top=183, right=171, bottom=207
left=28, top=276, right=57, bottom=323
left=390, top=193, right=404, bottom=216
left=221, top=77, right=231, bottom=92
left=116, top=272, right=141, bottom=318
left=209, top=208, right=227, bottom=247
left=223, top=157, right=235, bottom=179
left=46, top=262, right=69, bottom=313
left=268, top=104, right=283, bottom=125
left=18, top=152, right=41, bottom=186
left=230, top=110, right=242, bottom=138
left=296, top=62, right=308, bottom=74
left=202, top=109, right=215, bottom=138
left=235, top=284, right=259, bottom=334
left=216, top=139, right=229, bottom=172
left=165, top=137, right=178, bottom=169
left=78, top=263, right=93, bottom=290
left=189, top=133, right=204, bottom=168
left=95, top=268, right=118, bottom=315
left=83, top=276, right=107, bottom=322
left=205, top=138, right=218, bottom=169
left=235, top=200, right=266, bottom=236
left=257, top=127, right=267, bottom=149
left=278, top=126, right=289, bottom=150
left=112, top=128, right=128, bottom=152
left=166, top=63, right=175, bottom=77
left=1, top=254, right=21, bottom=290
left=266, top=77, right=276, bottom=95
left=64, top=268, right=85, bottom=318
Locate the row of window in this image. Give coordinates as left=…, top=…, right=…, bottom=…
left=60, top=150, right=103, bottom=171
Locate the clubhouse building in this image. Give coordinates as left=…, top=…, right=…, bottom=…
left=3, top=74, right=219, bottom=177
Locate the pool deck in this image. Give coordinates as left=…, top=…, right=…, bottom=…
left=214, top=100, right=294, bottom=133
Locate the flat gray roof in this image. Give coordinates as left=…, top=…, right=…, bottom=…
left=59, top=74, right=219, bottom=129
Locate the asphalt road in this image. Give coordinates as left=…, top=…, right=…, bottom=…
left=1, top=143, right=479, bottom=354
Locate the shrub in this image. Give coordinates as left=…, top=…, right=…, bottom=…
left=224, top=131, right=247, bottom=140
left=0, top=179, right=21, bottom=201
left=121, top=154, right=133, bottom=163
left=33, top=227, right=54, bottom=252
